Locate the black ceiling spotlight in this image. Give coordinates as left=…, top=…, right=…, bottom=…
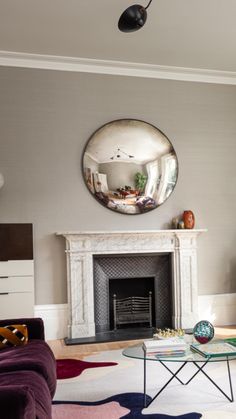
left=118, top=0, right=153, bottom=33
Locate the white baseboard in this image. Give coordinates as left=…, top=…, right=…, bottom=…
left=34, top=293, right=236, bottom=340
left=198, top=293, right=236, bottom=326
left=34, top=304, right=68, bottom=341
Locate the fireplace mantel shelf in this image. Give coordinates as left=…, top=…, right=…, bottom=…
left=57, top=229, right=207, bottom=235
left=57, top=229, right=207, bottom=339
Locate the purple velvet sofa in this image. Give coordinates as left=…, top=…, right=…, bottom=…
left=0, top=318, right=56, bottom=419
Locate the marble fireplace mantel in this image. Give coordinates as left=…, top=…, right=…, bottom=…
left=56, top=229, right=206, bottom=339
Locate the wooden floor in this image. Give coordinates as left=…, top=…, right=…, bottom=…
left=48, top=325, right=236, bottom=360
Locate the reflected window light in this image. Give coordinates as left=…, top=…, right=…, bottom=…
left=0, top=173, right=4, bottom=189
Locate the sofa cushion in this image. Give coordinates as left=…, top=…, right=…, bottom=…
left=0, top=340, right=56, bottom=397
left=0, top=370, right=51, bottom=419
left=0, top=324, right=28, bottom=349
left=0, top=318, right=45, bottom=340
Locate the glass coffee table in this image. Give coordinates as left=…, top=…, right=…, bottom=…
left=123, top=342, right=235, bottom=407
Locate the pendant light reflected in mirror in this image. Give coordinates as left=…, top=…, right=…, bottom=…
left=118, top=0, right=153, bottom=33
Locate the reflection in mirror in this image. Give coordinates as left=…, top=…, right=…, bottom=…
left=83, top=119, right=178, bottom=215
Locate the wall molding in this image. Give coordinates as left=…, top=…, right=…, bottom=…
left=35, top=293, right=236, bottom=340
left=198, top=293, right=236, bottom=326
left=34, top=304, right=68, bottom=341
left=1, top=50, right=236, bottom=85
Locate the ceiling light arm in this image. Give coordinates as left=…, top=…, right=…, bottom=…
left=118, top=148, right=134, bottom=158
left=145, top=0, right=153, bottom=10
left=110, top=147, right=134, bottom=160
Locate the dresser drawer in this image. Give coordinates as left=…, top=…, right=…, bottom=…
left=0, top=292, right=34, bottom=318
left=0, top=260, right=34, bottom=276
left=0, top=276, right=34, bottom=293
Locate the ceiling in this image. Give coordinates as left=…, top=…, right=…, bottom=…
left=0, top=0, right=236, bottom=73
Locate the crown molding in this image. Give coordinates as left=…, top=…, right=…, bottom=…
left=0, top=50, right=236, bottom=85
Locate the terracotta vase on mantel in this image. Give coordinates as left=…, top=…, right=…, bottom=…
left=183, top=210, right=195, bottom=229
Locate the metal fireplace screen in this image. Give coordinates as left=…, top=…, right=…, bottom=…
left=113, top=292, right=152, bottom=329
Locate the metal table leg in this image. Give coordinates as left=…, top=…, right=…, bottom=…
left=143, top=349, right=147, bottom=407
left=191, top=357, right=234, bottom=402
left=159, top=359, right=186, bottom=385
left=143, top=356, right=234, bottom=407
left=143, top=359, right=187, bottom=408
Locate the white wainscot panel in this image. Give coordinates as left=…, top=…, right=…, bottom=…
left=34, top=294, right=236, bottom=341
left=198, top=293, right=236, bottom=326
left=34, top=304, right=68, bottom=340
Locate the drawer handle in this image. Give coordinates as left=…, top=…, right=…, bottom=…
left=0, top=276, right=8, bottom=279
left=0, top=292, right=9, bottom=295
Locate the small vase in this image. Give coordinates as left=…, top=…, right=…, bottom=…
left=172, top=217, right=179, bottom=229
left=183, top=210, right=195, bottom=229
left=178, top=220, right=185, bottom=229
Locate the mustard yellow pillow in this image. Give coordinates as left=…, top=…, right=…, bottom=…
left=0, top=324, right=28, bottom=349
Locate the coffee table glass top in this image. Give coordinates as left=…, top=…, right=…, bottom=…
left=122, top=341, right=236, bottom=363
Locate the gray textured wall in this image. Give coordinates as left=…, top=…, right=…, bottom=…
left=0, top=67, right=236, bottom=304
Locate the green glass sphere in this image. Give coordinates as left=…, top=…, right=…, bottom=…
left=193, top=320, right=214, bottom=344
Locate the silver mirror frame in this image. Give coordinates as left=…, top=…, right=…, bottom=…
left=82, top=119, right=178, bottom=215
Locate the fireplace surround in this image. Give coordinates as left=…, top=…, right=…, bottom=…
left=56, top=230, right=206, bottom=340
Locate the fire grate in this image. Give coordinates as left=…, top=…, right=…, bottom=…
left=113, top=292, right=152, bottom=329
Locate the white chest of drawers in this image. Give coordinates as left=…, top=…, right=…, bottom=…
left=0, top=260, right=34, bottom=318
left=0, top=221, right=34, bottom=319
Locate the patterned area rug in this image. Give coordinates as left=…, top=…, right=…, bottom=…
left=56, top=358, right=118, bottom=379
left=53, top=393, right=201, bottom=418
left=52, top=348, right=236, bottom=418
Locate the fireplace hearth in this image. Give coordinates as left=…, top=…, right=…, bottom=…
left=56, top=229, right=206, bottom=342
left=63, top=327, right=156, bottom=346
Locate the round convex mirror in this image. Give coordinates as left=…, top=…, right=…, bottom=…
left=82, top=119, right=178, bottom=215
